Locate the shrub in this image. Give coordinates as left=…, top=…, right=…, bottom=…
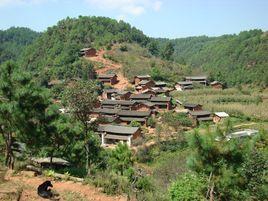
left=169, top=173, right=206, bottom=201
left=91, top=171, right=130, bottom=195
left=147, top=117, right=156, bottom=128
left=130, top=120, right=141, bottom=128
left=120, top=45, right=128, bottom=52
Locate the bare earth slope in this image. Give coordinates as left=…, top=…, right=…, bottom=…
left=86, top=49, right=129, bottom=90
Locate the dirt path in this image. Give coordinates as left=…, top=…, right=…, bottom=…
left=86, top=49, right=130, bottom=90
left=5, top=171, right=126, bottom=201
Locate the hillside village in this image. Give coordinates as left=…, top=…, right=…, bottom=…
left=60, top=47, right=248, bottom=148
left=0, top=16, right=267, bottom=201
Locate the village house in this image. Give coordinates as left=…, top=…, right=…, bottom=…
left=213, top=112, right=229, bottom=123
left=154, top=81, right=167, bottom=88
left=135, top=101, right=156, bottom=112
left=141, top=88, right=157, bottom=96
left=130, top=94, right=154, bottom=102
left=189, top=110, right=212, bottom=124
left=101, top=100, right=137, bottom=110
left=98, top=74, right=118, bottom=85
left=117, top=110, right=152, bottom=125
left=133, top=75, right=151, bottom=85
left=102, top=89, right=118, bottom=99
left=152, top=87, right=171, bottom=96
left=185, top=76, right=208, bottom=85
left=102, top=89, right=131, bottom=100
left=136, top=80, right=155, bottom=92
left=79, top=48, right=97, bottom=57
left=97, top=125, right=141, bottom=147
left=210, top=81, right=224, bottom=89
left=92, top=108, right=119, bottom=117
left=150, top=96, right=172, bottom=110
left=183, top=103, right=203, bottom=111
left=175, top=81, right=193, bottom=91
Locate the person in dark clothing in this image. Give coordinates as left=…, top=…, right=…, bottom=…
left=37, top=180, right=53, bottom=199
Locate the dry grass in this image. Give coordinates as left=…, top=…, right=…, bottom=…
left=172, top=87, right=268, bottom=120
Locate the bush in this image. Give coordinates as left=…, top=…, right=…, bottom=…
left=130, top=120, right=141, bottom=128
left=169, top=173, right=206, bottom=201
left=147, top=117, right=156, bottom=128
left=120, top=45, right=128, bottom=52
left=91, top=171, right=130, bottom=195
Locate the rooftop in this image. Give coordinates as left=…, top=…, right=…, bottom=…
left=189, top=111, right=211, bottom=116
left=98, top=74, right=117, bottom=79
left=214, top=112, right=229, bottom=118
left=183, top=103, right=202, bottom=108
left=185, top=76, right=207, bottom=80
left=130, top=94, right=152, bottom=99
left=135, top=75, right=151, bottom=79
left=139, top=80, right=153, bottom=85
left=177, top=81, right=193, bottom=85
left=98, top=125, right=139, bottom=135
left=101, top=100, right=136, bottom=106
left=151, top=96, right=171, bottom=102
left=118, top=110, right=151, bottom=117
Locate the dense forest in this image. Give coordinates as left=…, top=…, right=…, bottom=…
left=0, top=27, right=39, bottom=63
left=156, top=30, right=268, bottom=86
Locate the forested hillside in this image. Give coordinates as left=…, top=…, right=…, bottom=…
left=20, top=16, right=149, bottom=83
left=158, top=30, right=268, bottom=86
left=0, top=27, right=39, bottom=63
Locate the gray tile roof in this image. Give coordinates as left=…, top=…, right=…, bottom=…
left=101, top=100, right=136, bottom=106
left=98, top=125, right=139, bottom=135
left=150, top=96, right=171, bottom=102
left=189, top=111, right=211, bottom=116
left=118, top=110, right=151, bottom=117
left=130, top=94, right=152, bottom=99
left=98, top=74, right=117, bottom=79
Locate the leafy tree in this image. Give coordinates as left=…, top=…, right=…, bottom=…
left=108, top=143, right=134, bottom=176
left=187, top=128, right=268, bottom=200
left=0, top=61, right=49, bottom=168
left=169, top=173, right=206, bottom=201
left=161, top=42, right=174, bottom=60
left=62, top=80, right=101, bottom=174
left=147, top=40, right=159, bottom=56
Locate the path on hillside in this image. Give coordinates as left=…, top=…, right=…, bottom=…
left=5, top=171, right=126, bottom=201
left=86, top=49, right=129, bottom=90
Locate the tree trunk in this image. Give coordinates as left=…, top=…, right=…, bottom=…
left=85, top=143, right=89, bottom=175
left=5, top=132, right=14, bottom=169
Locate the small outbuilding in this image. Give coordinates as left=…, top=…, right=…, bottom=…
left=150, top=96, right=172, bottom=110
left=80, top=48, right=97, bottom=57
left=210, top=81, right=224, bottom=89
left=97, top=125, right=141, bottom=146
left=175, top=81, right=193, bottom=91
left=189, top=111, right=212, bottom=124
left=133, top=75, right=151, bottom=85
left=98, top=74, right=118, bottom=85
left=185, top=76, right=207, bottom=85
left=213, top=112, right=229, bottom=123
left=183, top=103, right=203, bottom=111
left=101, top=100, right=137, bottom=110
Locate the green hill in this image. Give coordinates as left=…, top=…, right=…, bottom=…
left=20, top=16, right=149, bottom=83
left=0, top=27, right=39, bottom=63
left=157, top=30, right=268, bottom=86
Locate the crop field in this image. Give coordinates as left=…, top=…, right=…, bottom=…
left=172, top=87, right=268, bottom=121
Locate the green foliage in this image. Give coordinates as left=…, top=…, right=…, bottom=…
left=108, top=143, right=134, bottom=176
left=129, top=120, right=141, bottom=128
left=0, top=61, right=50, bottom=168
left=90, top=171, right=130, bottom=195
left=158, top=30, right=268, bottom=86
left=187, top=128, right=268, bottom=200
left=21, top=16, right=149, bottom=81
left=0, top=27, right=39, bottom=64
left=161, top=112, right=193, bottom=130
left=169, top=173, right=206, bottom=201
left=119, top=44, right=128, bottom=52
left=161, top=42, right=174, bottom=60
left=147, top=117, right=156, bottom=128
